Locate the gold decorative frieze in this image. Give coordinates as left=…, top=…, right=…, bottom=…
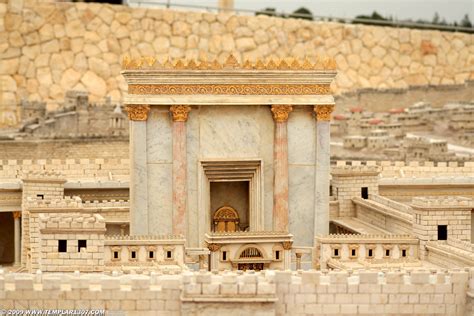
left=122, top=54, right=337, bottom=71
left=314, top=104, right=335, bottom=121
left=125, top=104, right=150, bottom=121
left=271, top=105, right=293, bottom=122
left=170, top=105, right=191, bottom=122
left=129, top=84, right=331, bottom=95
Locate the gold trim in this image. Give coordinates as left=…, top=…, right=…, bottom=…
left=129, top=84, right=331, bottom=95
left=170, top=105, right=191, bottom=122
left=314, top=104, right=335, bottom=121
left=125, top=104, right=150, bottom=121
left=12, top=211, right=21, bottom=219
left=271, top=105, right=293, bottom=123
left=122, top=54, right=337, bottom=71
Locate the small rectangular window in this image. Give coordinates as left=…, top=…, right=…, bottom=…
left=131, top=251, right=136, bottom=259
left=37, top=194, right=44, bottom=200
left=114, top=251, right=119, bottom=259
left=361, top=187, right=369, bottom=199
left=368, top=249, right=373, bottom=257
left=334, top=248, right=339, bottom=257
left=149, top=251, right=154, bottom=259
left=402, top=249, right=407, bottom=257
left=78, top=240, right=87, bottom=252
left=385, top=249, right=390, bottom=257
left=166, top=250, right=172, bottom=258
left=351, top=249, right=356, bottom=256
left=275, top=250, right=280, bottom=260
left=58, top=240, right=67, bottom=252
left=438, top=225, right=448, bottom=240
left=222, top=251, right=227, bottom=261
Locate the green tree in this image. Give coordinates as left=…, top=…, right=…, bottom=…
left=432, top=12, right=440, bottom=24
left=460, top=14, right=472, bottom=28
left=289, top=7, right=313, bottom=20
left=255, top=7, right=277, bottom=17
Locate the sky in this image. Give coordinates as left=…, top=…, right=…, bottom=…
left=164, top=0, right=474, bottom=24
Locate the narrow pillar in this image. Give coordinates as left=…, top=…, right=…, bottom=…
left=314, top=104, right=334, bottom=237
left=126, top=104, right=150, bottom=235
left=282, top=241, right=292, bottom=270
left=170, top=105, right=191, bottom=237
left=207, top=243, right=221, bottom=271
left=295, top=253, right=302, bottom=270
left=271, top=105, right=292, bottom=232
left=13, top=211, right=21, bottom=266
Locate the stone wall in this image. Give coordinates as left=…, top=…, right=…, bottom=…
left=0, top=269, right=472, bottom=315
left=1, top=1, right=473, bottom=126
left=0, top=139, right=128, bottom=160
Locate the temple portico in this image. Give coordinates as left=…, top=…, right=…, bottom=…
left=122, top=55, right=337, bottom=251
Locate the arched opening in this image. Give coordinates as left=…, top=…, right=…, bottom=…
left=213, top=206, right=240, bottom=232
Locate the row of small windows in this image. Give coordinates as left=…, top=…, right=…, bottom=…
left=58, top=240, right=86, bottom=252
left=112, top=249, right=173, bottom=260
left=332, top=247, right=408, bottom=259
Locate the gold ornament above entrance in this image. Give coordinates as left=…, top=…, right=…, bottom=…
left=213, top=206, right=240, bottom=233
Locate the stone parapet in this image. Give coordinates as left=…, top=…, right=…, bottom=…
left=411, top=196, right=474, bottom=209
left=0, top=268, right=472, bottom=315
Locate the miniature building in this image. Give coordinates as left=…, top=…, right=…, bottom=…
left=343, top=135, right=366, bottom=149
left=121, top=55, right=338, bottom=261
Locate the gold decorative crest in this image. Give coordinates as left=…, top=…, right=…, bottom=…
left=129, top=84, right=331, bottom=95
left=125, top=104, right=150, bottom=121
left=271, top=105, right=293, bottom=122
left=170, top=105, right=191, bottom=122
left=314, top=104, right=335, bottom=121
left=122, top=54, right=337, bottom=71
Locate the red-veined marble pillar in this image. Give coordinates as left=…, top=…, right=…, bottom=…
left=170, top=105, right=191, bottom=237
left=271, top=105, right=293, bottom=232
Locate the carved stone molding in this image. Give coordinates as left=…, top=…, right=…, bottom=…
left=125, top=104, right=150, bottom=121
left=207, top=243, right=221, bottom=252
left=128, top=84, right=331, bottom=95
left=314, top=104, right=335, bottom=121
left=282, top=241, right=293, bottom=250
left=271, top=105, right=293, bottom=123
left=170, top=105, right=191, bottom=122
left=12, top=211, right=21, bottom=219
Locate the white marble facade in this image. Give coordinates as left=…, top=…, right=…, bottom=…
left=132, top=104, right=321, bottom=247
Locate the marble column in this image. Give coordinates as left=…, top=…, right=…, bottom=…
left=271, top=105, right=293, bottom=232
left=282, top=241, right=292, bottom=270
left=13, top=211, right=21, bottom=266
left=125, top=104, right=150, bottom=235
left=170, top=105, right=191, bottom=237
left=314, top=104, right=334, bottom=237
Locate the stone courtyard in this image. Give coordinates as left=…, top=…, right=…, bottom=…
left=0, top=0, right=473, bottom=315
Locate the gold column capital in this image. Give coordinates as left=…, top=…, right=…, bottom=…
left=12, top=211, right=21, bottom=219
left=282, top=241, right=293, bottom=250
left=271, top=105, right=293, bottom=123
left=170, top=105, right=191, bottom=122
left=206, top=243, right=221, bottom=252
left=125, top=104, right=150, bottom=121
left=314, top=104, right=335, bottom=121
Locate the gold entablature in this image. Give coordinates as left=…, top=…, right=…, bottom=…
left=122, top=54, right=337, bottom=71
left=314, top=104, right=335, bottom=121
left=125, top=104, right=150, bottom=121
left=129, top=84, right=331, bottom=95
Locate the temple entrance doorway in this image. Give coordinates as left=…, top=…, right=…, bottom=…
left=210, top=181, right=249, bottom=232
left=0, top=212, right=14, bottom=264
